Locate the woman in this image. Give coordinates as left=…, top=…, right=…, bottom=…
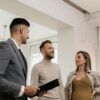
left=65, top=51, right=100, bottom=100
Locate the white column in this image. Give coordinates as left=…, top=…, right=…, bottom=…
left=58, top=28, right=75, bottom=85
left=96, top=26, right=100, bottom=72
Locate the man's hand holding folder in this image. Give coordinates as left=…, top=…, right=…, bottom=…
left=35, top=79, right=60, bottom=96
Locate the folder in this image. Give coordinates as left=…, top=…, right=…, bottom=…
left=39, top=78, right=59, bottom=91
left=35, top=79, right=60, bottom=96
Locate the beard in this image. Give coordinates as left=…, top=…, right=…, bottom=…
left=22, top=40, right=27, bottom=44
left=22, top=37, right=29, bottom=44
left=46, top=53, right=54, bottom=60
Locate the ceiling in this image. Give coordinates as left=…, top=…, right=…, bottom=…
left=70, top=0, right=100, bottom=13
left=0, top=0, right=100, bottom=39
left=63, top=0, right=100, bottom=27
left=0, top=9, right=57, bottom=42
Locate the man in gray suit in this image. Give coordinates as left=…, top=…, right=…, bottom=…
left=0, top=18, right=39, bottom=100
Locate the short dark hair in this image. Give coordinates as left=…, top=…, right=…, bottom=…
left=10, top=18, right=30, bottom=34
left=39, top=40, right=52, bottom=51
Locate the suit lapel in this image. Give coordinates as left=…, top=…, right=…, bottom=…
left=7, top=39, right=27, bottom=78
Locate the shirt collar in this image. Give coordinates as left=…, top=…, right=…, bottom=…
left=10, top=38, right=20, bottom=49
left=42, top=59, right=51, bottom=63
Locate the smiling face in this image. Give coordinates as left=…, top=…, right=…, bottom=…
left=41, top=43, right=54, bottom=59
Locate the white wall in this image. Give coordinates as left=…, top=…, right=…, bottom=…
left=58, top=28, right=75, bottom=84
left=73, top=23, right=97, bottom=71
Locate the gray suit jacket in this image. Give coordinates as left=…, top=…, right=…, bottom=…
left=0, top=39, right=27, bottom=100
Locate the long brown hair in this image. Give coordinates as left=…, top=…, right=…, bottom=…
left=76, top=51, right=91, bottom=71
